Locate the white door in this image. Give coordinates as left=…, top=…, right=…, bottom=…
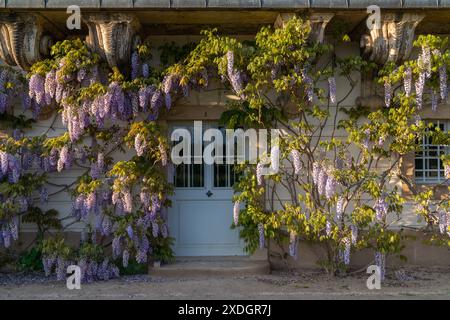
left=168, top=122, right=245, bottom=256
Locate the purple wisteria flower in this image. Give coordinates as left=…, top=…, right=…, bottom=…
left=151, top=90, right=163, bottom=110
left=159, top=143, right=167, bottom=166
left=112, top=237, right=122, bottom=259
left=336, top=196, right=344, bottom=221
left=328, top=77, right=336, bottom=104
left=39, top=186, right=49, bottom=203
left=85, top=192, right=97, bottom=212
left=0, top=92, right=8, bottom=114
left=374, top=197, right=388, bottom=221
left=256, top=162, right=264, bottom=185
left=126, top=224, right=134, bottom=239
left=362, top=128, right=371, bottom=149
left=57, top=146, right=69, bottom=172
left=415, top=72, right=425, bottom=110
left=226, top=51, right=234, bottom=76
left=317, top=167, right=328, bottom=196
left=325, top=220, right=332, bottom=236
left=289, top=231, right=297, bottom=258
left=2, top=229, right=11, bottom=248
left=42, top=256, right=55, bottom=276
left=97, top=152, right=105, bottom=173
left=233, top=200, right=240, bottom=225
left=56, top=257, right=67, bottom=281
left=101, top=216, right=112, bottom=236
left=134, top=133, right=146, bottom=157
left=351, top=224, right=358, bottom=245
left=302, top=69, right=313, bottom=102
left=312, top=162, right=321, bottom=186
left=439, top=65, right=448, bottom=101
left=404, top=67, right=412, bottom=97
left=421, top=46, right=432, bottom=78
left=342, top=237, right=351, bottom=265
left=123, top=191, right=133, bottom=213
left=152, top=221, right=159, bottom=238
left=122, top=249, right=129, bottom=268
left=438, top=208, right=448, bottom=235
left=131, top=51, right=140, bottom=80
left=374, top=251, right=386, bottom=281
left=142, top=63, right=149, bottom=78
left=291, top=149, right=301, bottom=174
left=325, top=174, right=336, bottom=199
left=229, top=70, right=244, bottom=97
left=140, top=191, right=150, bottom=209
left=384, top=80, right=391, bottom=108
left=0, top=151, right=9, bottom=175
left=29, top=74, right=45, bottom=106
left=258, top=223, right=265, bottom=249
left=270, top=145, right=279, bottom=172
left=226, top=51, right=245, bottom=97
left=44, top=70, right=57, bottom=102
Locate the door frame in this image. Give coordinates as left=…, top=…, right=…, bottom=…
left=167, top=121, right=246, bottom=257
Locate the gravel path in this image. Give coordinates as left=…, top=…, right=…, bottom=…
left=1, top=267, right=449, bottom=300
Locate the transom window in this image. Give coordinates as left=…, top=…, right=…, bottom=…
left=172, top=124, right=239, bottom=189
left=415, top=120, right=449, bottom=184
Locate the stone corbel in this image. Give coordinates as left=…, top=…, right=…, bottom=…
left=360, top=13, right=425, bottom=65
left=83, top=13, right=141, bottom=70
left=358, top=13, right=425, bottom=103
left=0, top=14, right=53, bottom=70
left=274, top=12, right=334, bottom=44
left=309, top=13, right=335, bottom=44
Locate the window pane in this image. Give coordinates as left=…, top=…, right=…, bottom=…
left=414, top=120, right=448, bottom=184
left=175, top=165, right=187, bottom=187
left=415, top=159, right=423, bottom=169
left=429, top=159, right=438, bottom=170
left=214, top=164, right=227, bottom=187
left=192, top=164, right=203, bottom=187
left=428, top=149, right=438, bottom=157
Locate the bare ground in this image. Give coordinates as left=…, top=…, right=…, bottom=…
left=0, top=266, right=449, bottom=300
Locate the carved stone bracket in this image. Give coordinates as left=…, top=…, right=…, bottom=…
left=360, top=13, right=425, bottom=65
left=83, top=13, right=141, bottom=69
left=309, top=13, right=335, bottom=44
left=274, top=12, right=334, bottom=44
left=358, top=13, right=425, bottom=102
left=0, top=14, right=53, bottom=70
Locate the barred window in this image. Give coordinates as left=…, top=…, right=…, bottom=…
left=415, top=120, right=449, bottom=184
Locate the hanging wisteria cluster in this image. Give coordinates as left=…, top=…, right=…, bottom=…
left=383, top=40, right=449, bottom=112
left=0, top=67, right=29, bottom=114
left=0, top=135, right=47, bottom=250
left=41, top=239, right=120, bottom=282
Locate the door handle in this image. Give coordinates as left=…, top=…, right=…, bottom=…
left=206, top=190, right=213, bottom=197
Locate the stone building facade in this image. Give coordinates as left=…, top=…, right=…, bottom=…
left=0, top=1, right=449, bottom=270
